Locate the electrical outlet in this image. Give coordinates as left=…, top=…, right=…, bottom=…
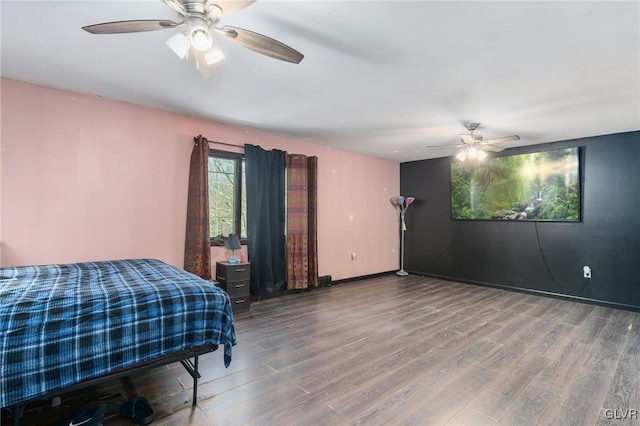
left=351, top=252, right=357, bottom=260
left=583, top=265, right=592, bottom=279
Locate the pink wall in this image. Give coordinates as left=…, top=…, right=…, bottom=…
left=1, top=78, right=399, bottom=280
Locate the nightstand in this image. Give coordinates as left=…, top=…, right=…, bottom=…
left=216, top=262, right=250, bottom=314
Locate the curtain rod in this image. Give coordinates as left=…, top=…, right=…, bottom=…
left=194, top=136, right=244, bottom=149
left=209, top=140, right=244, bottom=149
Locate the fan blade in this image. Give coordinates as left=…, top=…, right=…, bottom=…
left=163, top=0, right=187, bottom=16
left=484, top=135, right=520, bottom=144
left=218, top=25, right=304, bottom=63
left=480, top=144, right=505, bottom=152
left=82, top=20, right=181, bottom=34
left=216, top=1, right=257, bottom=15
left=459, top=134, right=474, bottom=143
left=426, top=144, right=456, bottom=148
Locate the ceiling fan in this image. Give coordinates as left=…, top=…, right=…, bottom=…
left=454, top=122, right=520, bottom=161
left=82, top=0, right=304, bottom=75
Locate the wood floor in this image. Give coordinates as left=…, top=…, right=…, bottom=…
left=6, top=274, right=640, bottom=425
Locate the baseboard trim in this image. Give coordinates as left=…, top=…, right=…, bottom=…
left=407, top=270, right=640, bottom=312
left=250, top=271, right=396, bottom=300
left=331, top=270, right=396, bottom=285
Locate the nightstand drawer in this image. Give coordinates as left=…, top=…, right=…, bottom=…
left=216, top=261, right=251, bottom=315
left=230, top=296, right=250, bottom=314
left=216, top=263, right=250, bottom=282
left=224, top=279, right=249, bottom=298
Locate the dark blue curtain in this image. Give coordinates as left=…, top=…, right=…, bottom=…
left=244, top=144, right=287, bottom=297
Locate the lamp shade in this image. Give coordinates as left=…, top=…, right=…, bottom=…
left=225, top=233, right=241, bottom=250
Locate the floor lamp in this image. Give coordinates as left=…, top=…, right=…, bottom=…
left=391, top=196, right=415, bottom=276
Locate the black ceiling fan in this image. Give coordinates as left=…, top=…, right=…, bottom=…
left=82, top=0, right=304, bottom=70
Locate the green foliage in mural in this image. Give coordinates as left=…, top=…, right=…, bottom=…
left=451, top=147, right=580, bottom=221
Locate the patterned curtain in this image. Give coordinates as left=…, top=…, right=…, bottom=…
left=184, top=135, right=211, bottom=280
left=286, top=154, right=319, bottom=289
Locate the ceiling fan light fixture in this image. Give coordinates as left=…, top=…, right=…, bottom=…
left=191, top=28, right=213, bottom=51
left=204, top=44, right=225, bottom=65
left=468, top=146, right=479, bottom=159
left=451, top=123, right=515, bottom=161
left=166, top=32, right=189, bottom=59
left=188, top=16, right=213, bottom=52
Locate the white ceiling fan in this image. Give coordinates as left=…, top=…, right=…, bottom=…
left=82, top=0, right=304, bottom=76
left=454, top=122, right=520, bottom=161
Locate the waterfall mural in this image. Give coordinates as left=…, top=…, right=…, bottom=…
left=451, top=147, right=581, bottom=221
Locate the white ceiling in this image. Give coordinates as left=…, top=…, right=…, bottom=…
left=1, top=1, right=639, bottom=162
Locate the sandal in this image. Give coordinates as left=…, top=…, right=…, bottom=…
left=121, top=396, right=154, bottom=425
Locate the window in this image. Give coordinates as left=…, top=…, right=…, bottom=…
left=208, top=150, right=246, bottom=245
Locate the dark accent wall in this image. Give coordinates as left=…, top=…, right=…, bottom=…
left=400, top=131, right=640, bottom=310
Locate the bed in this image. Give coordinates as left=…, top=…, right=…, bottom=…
left=0, top=258, right=237, bottom=424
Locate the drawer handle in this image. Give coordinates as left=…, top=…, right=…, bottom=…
left=234, top=284, right=246, bottom=289
left=234, top=299, right=246, bottom=304
left=234, top=268, right=246, bottom=272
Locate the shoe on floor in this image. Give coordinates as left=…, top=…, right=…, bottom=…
left=50, top=405, right=104, bottom=426
left=121, top=396, right=154, bottom=425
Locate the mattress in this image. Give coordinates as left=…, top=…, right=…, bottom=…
left=0, top=258, right=236, bottom=408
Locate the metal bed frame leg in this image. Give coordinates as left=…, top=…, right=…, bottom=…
left=179, top=355, right=201, bottom=407
left=193, top=355, right=199, bottom=406
left=11, top=403, right=24, bottom=426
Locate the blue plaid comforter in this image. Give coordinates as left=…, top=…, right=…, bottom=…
left=0, top=258, right=237, bottom=408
